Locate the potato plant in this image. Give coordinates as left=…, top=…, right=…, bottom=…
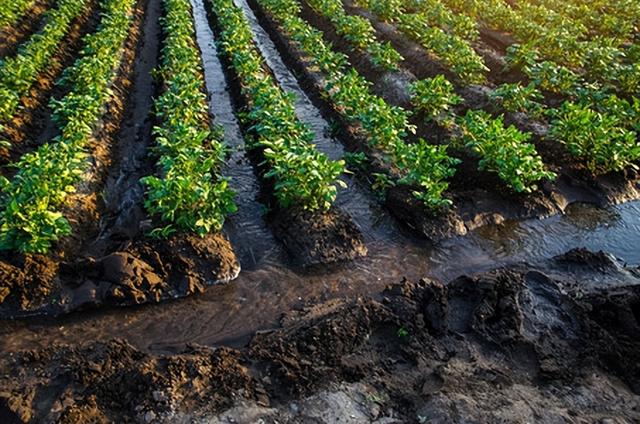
left=0, top=0, right=35, bottom=27
left=405, top=0, right=479, bottom=41
left=396, top=12, right=488, bottom=84
left=548, top=101, right=640, bottom=173
left=259, top=0, right=459, bottom=209
left=489, top=83, right=544, bottom=117
left=410, top=75, right=461, bottom=123
left=0, top=0, right=135, bottom=253
left=457, top=110, right=556, bottom=193
left=305, top=0, right=403, bottom=71
left=356, top=0, right=488, bottom=83
left=212, top=0, right=345, bottom=212
left=140, top=0, right=236, bottom=237
left=442, top=0, right=631, bottom=94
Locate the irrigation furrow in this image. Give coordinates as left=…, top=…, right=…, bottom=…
left=86, top=0, right=162, bottom=256
left=190, top=0, right=285, bottom=268
left=234, top=0, right=404, bottom=242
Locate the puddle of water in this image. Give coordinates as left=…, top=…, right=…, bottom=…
left=432, top=201, right=640, bottom=274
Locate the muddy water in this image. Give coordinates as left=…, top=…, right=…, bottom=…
left=1, top=0, right=640, bottom=357
left=191, top=0, right=285, bottom=269
left=1, top=200, right=639, bottom=354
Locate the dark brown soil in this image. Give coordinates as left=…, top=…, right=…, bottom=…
left=0, top=0, right=101, bottom=169
left=2, top=248, right=639, bottom=423
left=270, top=206, right=367, bottom=267
left=0, top=0, right=53, bottom=58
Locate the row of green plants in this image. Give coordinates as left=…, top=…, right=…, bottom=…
left=404, top=0, right=478, bottom=41
left=411, top=69, right=640, bottom=177
left=0, top=0, right=88, bottom=126
left=0, top=0, right=135, bottom=253
left=355, top=0, right=487, bottom=84
left=442, top=0, right=638, bottom=95
left=409, top=75, right=554, bottom=193
left=258, top=0, right=459, bottom=209
left=303, top=0, right=403, bottom=71
left=547, top=94, right=640, bottom=174
left=211, top=0, right=345, bottom=212
left=0, top=0, right=35, bottom=28
left=530, top=0, right=639, bottom=42
left=457, top=110, right=556, bottom=193
left=140, top=0, right=235, bottom=238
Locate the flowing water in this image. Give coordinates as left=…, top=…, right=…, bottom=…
left=1, top=0, right=639, bottom=356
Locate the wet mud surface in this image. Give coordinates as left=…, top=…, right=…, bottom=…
left=2, top=248, right=640, bottom=423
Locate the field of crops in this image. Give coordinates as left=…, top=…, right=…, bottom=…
left=0, top=0, right=638, bottom=314
left=1, top=0, right=640, bottom=421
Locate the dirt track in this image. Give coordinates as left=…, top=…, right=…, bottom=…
left=2, top=248, right=639, bottom=423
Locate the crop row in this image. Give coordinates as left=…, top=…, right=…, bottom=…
left=258, top=0, right=462, bottom=208
left=355, top=0, right=487, bottom=84
left=140, top=0, right=236, bottom=238
left=404, top=0, right=478, bottom=41
left=211, top=0, right=345, bottom=212
left=528, top=0, right=639, bottom=42
left=303, top=0, right=403, bottom=71
left=547, top=95, right=640, bottom=173
left=0, top=0, right=35, bottom=28
left=419, top=71, right=640, bottom=176
left=442, top=0, right=638, bottom=95
left=0, top=0, right=88, bottom=126
left=410, top=75, right=554, bottom=192
left=0, top=0, right=136, bottom=253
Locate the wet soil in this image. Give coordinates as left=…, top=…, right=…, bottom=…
left=2, top=247, right=640, bottom=423
left=0, top=0, right=241, bottom=318
left=0, top=0, right=53, bottom=58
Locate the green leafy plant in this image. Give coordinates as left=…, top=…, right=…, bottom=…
left=457, top=110, right=556, bottom=193
left=397, top=12, right=487, bottom=84
left=344, top=151, right=367, bottom=171
left=305, top=0, right=403, bottom=71
left=405, top=0, right=479, bottom=41
left=525, top=61, right=581, bottom=94
left=397, top=327, right=409, bottom=338
left=410, top=75, right=461, bottom=123
left=547, top=101, right=640, bottom=173
left=0, top=0, right=35, bottom=27
left=489, top=83, right=544, bottom=117
left=355, top=0, right=404, bottom=22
